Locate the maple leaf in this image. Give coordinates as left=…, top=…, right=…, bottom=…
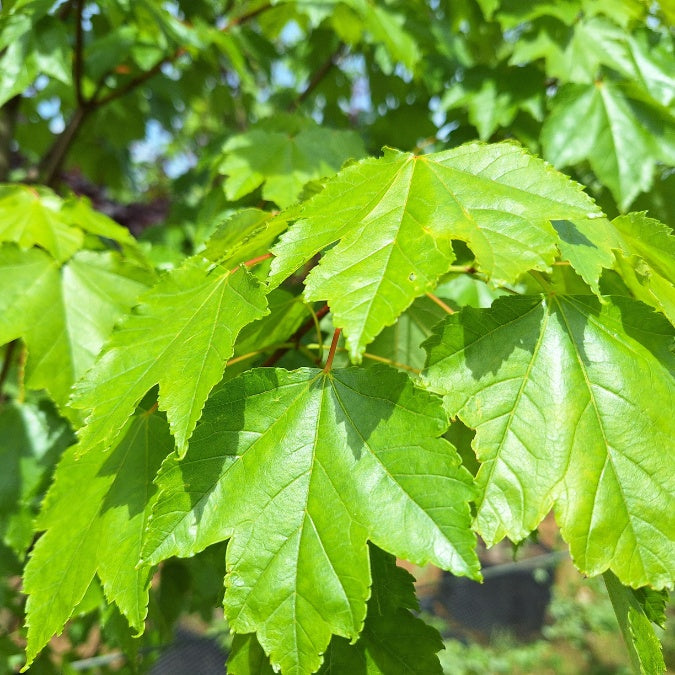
left=610, top=212, right=675, bottom=324
left=271, top=141, right=603, bottom=360
left=143, top=365, right=478, bottom=674
left=217, top=116, right=366, bottom=208
left=423, top=294, right=675, bottom=589
left=22, top=408, right=173, bottom=669
left=0, top=245, right=152, bottom=413
left=0, top=185, right=138, bottom=262
left=228, top=546, right=444, bottom=675
left=70, top=258, right=269, bottom=457
left=542, top=81, right=675, bottom=210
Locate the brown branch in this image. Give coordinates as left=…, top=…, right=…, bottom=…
left=73, top=0, right=86, bottom=106
left=224, top=2, right=274, bottom=29
left=94, top=59, right=168, bottom=107
left=263, top=304, right=330, bottom=367
left=0, top=95, right=21, bottom=181
left=37, top=3, right=278, bottom=188
left=290, top=42, right=346, bottom=111
left=38, top=105, right=91, bottom=187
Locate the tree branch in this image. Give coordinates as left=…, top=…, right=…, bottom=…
left=38, top=105, right=90, bottom=187
left=263, top=304, right=330, bottom=367
left=0, top=95, right=21, bottom=181
left=73, top=0, right=86, bottom=106
left=37, top=2, right=279, bottom=188
left=290, top=43, right=346, bottom=111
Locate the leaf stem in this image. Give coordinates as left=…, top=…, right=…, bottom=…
left=263, top=304, right=329, bottom=367
left=360, top=352, right=420, bottom=374
left=426, top=292, right=455, bottom=314
left=243, top=253, right=273, bottom=268
left=323, top=328, right=342, bottom=373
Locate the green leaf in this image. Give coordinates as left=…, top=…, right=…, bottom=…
left=143, top=365, right=479, bottom=674
left=542, top=81, right=675, bottom=210
left=0, top=15, right=70, bottom=106
left=229, top=634, right=276, bottom=675
left=229, top=546, right=445, bottom=675
left=349, top=0, right=421, bottom=72
left=423, top=295, right=675, bottom=588
left=0, top=245, right=152, bottom=412
left=0, top=186, right=83, bottom=261
left=603, top=571, right=666, bottom=674
left=0, top=185, right=139, bottom=262
left=218, top=116, right=366, bottom=208
left=201, top=208, right=288, bottom=268
left=271, top=142, right=602, bottom=360
left=320, top=546, right=444, bottom=674
left=442, top=65, right=544, bottom=140
left=610, top=212, right=675, bottom=323
left=550, top=218, right=619, bottom=294
left=23, top=408, right=173, bottom=669
left=70, top=258, right=270, bottom=457
left=0, top=400, right=73, bottom=558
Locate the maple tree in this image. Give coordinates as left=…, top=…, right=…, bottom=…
left=0, top=0, right=673, bottom=673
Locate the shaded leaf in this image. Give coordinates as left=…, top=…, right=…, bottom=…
left=271, top=142, right=602, bottom=360
left=70, top=258, right=270, bottom=457
left=610, top=212, right=675, bottom=323
left=320, top=546, right=444, bottom=674
left=0, top=400, right=73, bottom=558
left=542, top=81, right=675, bottom=209
left=423, top=295, right=675, bottom=588
left=143, top=365, right=478, bottom=674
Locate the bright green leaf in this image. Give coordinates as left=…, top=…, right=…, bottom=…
left=143, top=365, right=479, bottom=674
left=218, top=116, right=366, bottom=208
left=423, top=295, right=675, bottom=588
left=271, top=142, right=602, bottom=360
left=23, top=409, right=173, bottom=669
left=603, top=571, right=666, bottom=674
left=0, top=245, right=152, bottom=412
left=201, top=208, right=288, bottom=268
left=70, top=258, right=270, bottom=456
left=0, top=185, right=140, bottom=262
left=550, top=217, right=619, bottom=294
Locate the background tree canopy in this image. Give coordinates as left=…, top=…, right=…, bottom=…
left=0, top=1, right=673, bottom=673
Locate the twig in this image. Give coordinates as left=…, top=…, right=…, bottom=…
left=224, top=2, right=274, bottom=29
left=37, top=2, right=277, bottom=187
left=39, top=105, right=90, bottom=187
left=94, top=59, right=168, bottom=107
left=73, top=0, right=86, bottom=106
left=290, top=43, right=346, bottom=111
left=262, top=304, right=330, bottom=367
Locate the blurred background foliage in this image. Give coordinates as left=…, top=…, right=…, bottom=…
left=1, top=0, right=673, bottom=671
